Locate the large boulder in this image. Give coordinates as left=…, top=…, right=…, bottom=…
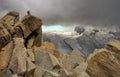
left=87, top=40, right=120, bottom=77
left=0, top=41, right=14, bottom=71
left=62, top=50, right=89, bottom=77
left=1, top=11, right=19, bottom=31
left=106, top=39, right=120, bottom=53
left=34, top=48, right=61, bottom=71
left=62, top=50, right=85, bottom=71
left=21, top=15, right=42, bottom=47
left=9, top=38, right=27, bottom=75
left=8, top=38, right=36, bottom=76
left=21, top=15, right=42, bottom=34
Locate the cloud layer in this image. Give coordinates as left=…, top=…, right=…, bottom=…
left=0, top=0, right=120, bottom=27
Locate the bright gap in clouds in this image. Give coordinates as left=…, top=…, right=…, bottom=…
left=42, top=25, right=72, bottom=31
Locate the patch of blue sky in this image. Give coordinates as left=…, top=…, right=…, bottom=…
left=42, top=25, right=71, bottom=31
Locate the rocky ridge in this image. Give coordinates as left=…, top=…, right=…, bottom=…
left=0, top=11, right=89, bottom=77
left=0, top=11, right=120, bottom=77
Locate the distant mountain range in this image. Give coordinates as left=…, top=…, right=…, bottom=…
left=43, top=26, right=120, bottom=57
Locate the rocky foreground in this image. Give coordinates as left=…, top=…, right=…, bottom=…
left=0, top=11, right=120, bottom=77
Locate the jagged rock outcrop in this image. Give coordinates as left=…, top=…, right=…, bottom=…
left=21, top=14, right=42, bottom=47
left=86, top=40, right=120, bottom=77
left=1, top=11, right=120, bottom=77
left=0, top=11, right=42, bottom=77
left=1, top=11, right=19, bottom=31
left=0, top=11, right=19, bottom=49
left=0, top=11, right=89, bottom=77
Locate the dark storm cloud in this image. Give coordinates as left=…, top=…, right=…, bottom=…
left=0, top=0, right=120, bottom=26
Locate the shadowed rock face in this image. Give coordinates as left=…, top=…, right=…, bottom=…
left=21, top=15, right=42, bottom=33
left=21, top=14, right=42, bottom=47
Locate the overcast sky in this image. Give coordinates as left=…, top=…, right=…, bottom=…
left=0, top=0, right=120, bottom=27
